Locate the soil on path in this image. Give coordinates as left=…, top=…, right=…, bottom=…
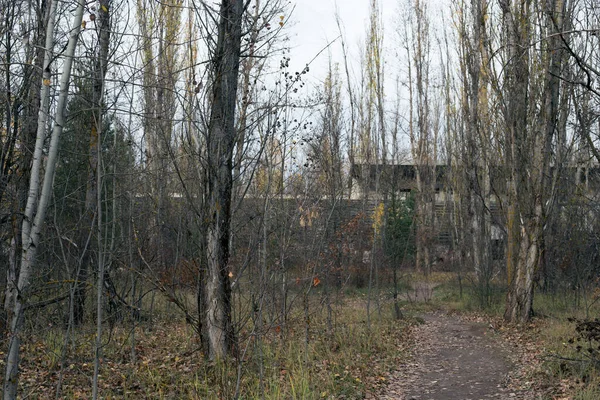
left=380, top=311, right=539, bottom=400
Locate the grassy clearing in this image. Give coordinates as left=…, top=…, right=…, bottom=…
left=3, top=291, right=414, bottom=399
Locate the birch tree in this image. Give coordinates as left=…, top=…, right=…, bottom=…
left=2, top=0, right=49, bottom=334
left=3, top=0, right=85, bottom=397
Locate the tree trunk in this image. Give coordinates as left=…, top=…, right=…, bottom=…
left=203, top=0, right=244, bottom=360
left=461, top=0, right=492, bottom=302
left=3, top=0, right=58, bottom=394
left=3, top=0, right=48, bottom=336
left=74, top=0, right=111, bottom=326
left=505, top=0, right=565, bottom=323
left=90, top=2, right=110, bottom=397
left=3, top=1, right=85, bottom=397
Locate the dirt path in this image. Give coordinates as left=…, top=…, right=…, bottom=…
left=380, top=311, right=538, bottom=400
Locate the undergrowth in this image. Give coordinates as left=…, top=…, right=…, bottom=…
left=1, top=293, right=413, bottom=399
left=10, top=270, right=600, bottom=399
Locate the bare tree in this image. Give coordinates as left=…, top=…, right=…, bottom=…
left=3, top=0, right=85, bottom=396
left=502, top=0, right=569, bottom=322
left=456, top=0, right=494, bottom=305
left=202, top=0, right=245, bottom=360
left=2, top=0, right=49, bottom=335
left=402, top=0, right=437, bottom=276
left=73, top=0, right=112, bottom=326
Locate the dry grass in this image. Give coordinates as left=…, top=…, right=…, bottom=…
left=11, top=271, right=600, bottom=399
left=2, top=291, right=414, bottom=399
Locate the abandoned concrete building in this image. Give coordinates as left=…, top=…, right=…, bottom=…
left=348, top=162, right=600, bottom=263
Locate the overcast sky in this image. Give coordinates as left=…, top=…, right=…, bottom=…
left=287, top=0, right=397, bottom=84
left=279, top=0, right=451, bottom=160
left=286, top=0, right=450, bottom=87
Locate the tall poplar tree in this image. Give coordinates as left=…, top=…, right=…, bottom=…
left=203, top=0, right=245, bottom=360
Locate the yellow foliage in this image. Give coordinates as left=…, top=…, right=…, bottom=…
left=299, top=206, right=319, bottom=228
left=372, top=202, right=385, bottom=236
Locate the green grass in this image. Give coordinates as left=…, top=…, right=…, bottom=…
left=408, top=272, right=506, bottom=315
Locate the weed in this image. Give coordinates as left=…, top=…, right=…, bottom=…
left=12, top=291, right=413, bottom=399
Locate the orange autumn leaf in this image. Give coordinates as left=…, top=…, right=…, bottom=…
left=313, top=277, right=321, bottom=287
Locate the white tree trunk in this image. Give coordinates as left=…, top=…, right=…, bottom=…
left=3, top=1, right=85, bottom=397
left=3, top=0, right=57, bottom=322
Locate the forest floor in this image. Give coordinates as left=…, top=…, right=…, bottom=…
left=7, top=278, right=588, bottom=399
